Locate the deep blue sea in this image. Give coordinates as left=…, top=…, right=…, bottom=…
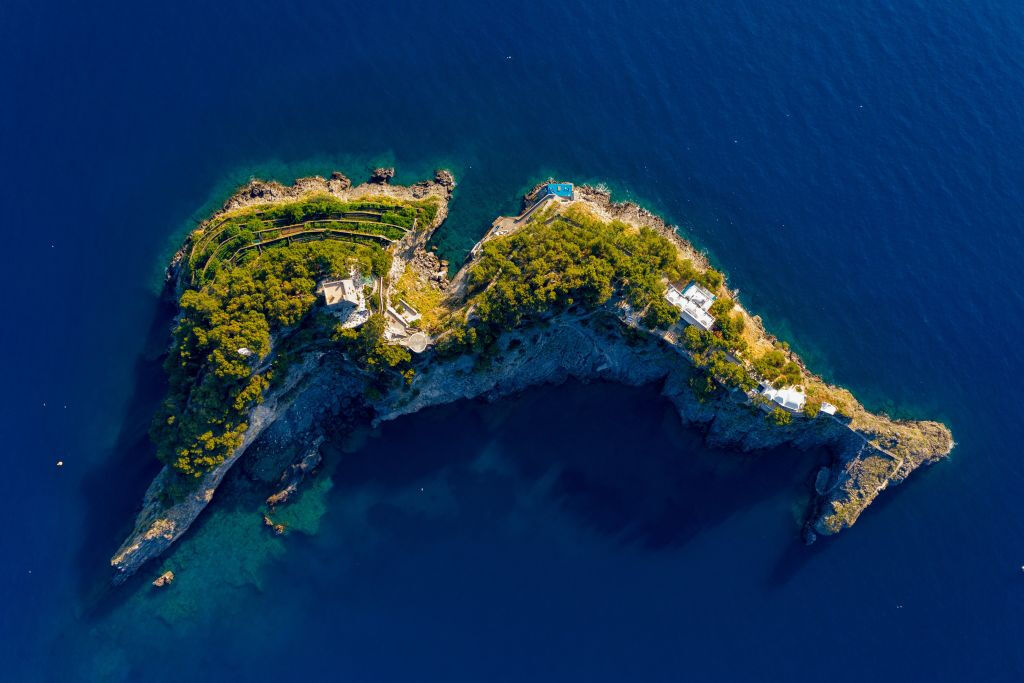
left=3, top=0, right=1023, bottom=680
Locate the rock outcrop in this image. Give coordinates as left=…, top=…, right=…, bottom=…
left=112, top=173, right=953, bottom=583
left=266, top=439, right=323, bottom=508
left=262, top=515, right=286, bottom=536
left=110, top=352, right=324, bottom=581
left=433, top=168, right=456, bottom=190
left=152, top=570, right=174, bottom=588
left=370, top=167, right=395, bottom=184
left=111, top=172, right=455, bottom=583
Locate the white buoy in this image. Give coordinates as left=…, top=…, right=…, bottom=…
left=56, top=460, right=64, bottom=467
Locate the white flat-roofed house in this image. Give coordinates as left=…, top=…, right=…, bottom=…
left=665, top=281, right=716, bottom=331
left=320, top=278, right=361, bottom=307
left=760, top=384, right=807, bottom=413
left=320, top=273, right=371, bottom=328
left=820, top=402, right=837, bottom=416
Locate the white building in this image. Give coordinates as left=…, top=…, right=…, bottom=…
left=320, top=278, right=362, bottom=308
left=320, top=273, right=372, bottom=328
left=760, top=384, right=807, bottom=413
left=665, top=281, right=716, bottom=331
left=820, top=402, right=837, bottom=416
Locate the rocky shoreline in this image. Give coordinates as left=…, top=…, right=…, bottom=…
left=111, top=173, right=953, bottom=583
left=111, top=170, right=455, bottom=582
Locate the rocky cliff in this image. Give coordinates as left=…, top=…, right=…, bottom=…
left=111, top=174, right=953, bottom=583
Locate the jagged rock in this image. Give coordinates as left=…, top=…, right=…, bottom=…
left=152, top=570, right=174, bottom=587
left=434, top=168, right=455, bottom=189
left=370, top=167, right=395, bottom=184
left=262, top=515, right=286, bottom=536
left=266, top=440, right=323, bottom=508
left=328, top=171, right=352, bottom=190
left=116, top=177, right=950, bottom=585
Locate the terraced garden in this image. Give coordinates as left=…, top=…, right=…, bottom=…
left=186, top=193, right=440, bottom=285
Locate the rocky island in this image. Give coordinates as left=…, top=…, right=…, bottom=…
left=111, top=170, right=954, bottom=583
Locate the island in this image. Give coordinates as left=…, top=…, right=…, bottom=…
left=110, top=169, right=954, bottom=582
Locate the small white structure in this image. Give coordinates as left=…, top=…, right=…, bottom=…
left=404, top=332, right=429, bottom=353
left=820, top=402, right=837, bottom=416
left=396, top=299, right=421, bottom=324
left=761, top=384, right=807, bottom=413
left=237, top=347, right=254, bottom=358
left=320, top=272, right=371, bottom=329
left=320, top=278, right=362, bottom=308
left=665, top=281, right=716, bottom=331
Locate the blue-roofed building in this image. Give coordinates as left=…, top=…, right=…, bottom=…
left=538, top=182, right=574, bottom=200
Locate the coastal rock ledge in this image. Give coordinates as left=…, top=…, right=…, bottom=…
left=111, top=173, right=953, bottom=582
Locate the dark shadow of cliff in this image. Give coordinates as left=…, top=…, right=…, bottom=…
left=327, top=379, right=833, bottom=558
left=71, top=290, right=175, bottom=614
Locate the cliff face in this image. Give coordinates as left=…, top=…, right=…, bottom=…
left=111, top=175, right=953, bottom=583
left=369, top=313, right=928, bottom=543
left=110, top=352, right=325, bottom=580
left=111, top=170, right=455, bottom=583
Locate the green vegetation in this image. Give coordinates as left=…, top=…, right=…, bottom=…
left=154, top=226, right=397, bottom=483
left=708, top=295, right=733, bottom=318
left=803, top=398, right=822, bottom=418
left=752, top=348, right=803, bottom=388
left=458, top=205, right=694, bottom=337
left=189, top=194, right=439, bottom=285
left=331, top=313, right=414, bottom=393
left=681, top=326, right=757, bottom=393
left=390, top=269, right=445, bottom=332
left=697, top=268, right=724, bottom=290
left=642, top=296, right=681, bottom=329
left=688, top=372, right=719, bottom=402
left=715, top=311, right=747, bottom=354
left=767, top=406, right=793, bottom=426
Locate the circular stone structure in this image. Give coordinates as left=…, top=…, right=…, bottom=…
left=405, top=332, right=428, bottom=353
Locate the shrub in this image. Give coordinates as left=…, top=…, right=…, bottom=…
left=689, top=372, right=718, bottom=401
left=153, top=236, right=383, bottom=478
left=709, top=296, right=733, bottom=318
left=697, top=268, right=724, bottom=290
left=642, top=296, right=681, bottom=329
left=804, top=399, right=821, bottom=419
left=466, top=206, right=692, bottom=332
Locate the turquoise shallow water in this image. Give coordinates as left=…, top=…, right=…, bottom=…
left=2, top=0, right=1024, bottom=680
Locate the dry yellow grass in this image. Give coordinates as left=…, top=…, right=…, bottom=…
left=390, top=268, right=445, bottom=333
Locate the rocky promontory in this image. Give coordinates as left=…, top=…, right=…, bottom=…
left=111, top=172, right=953, bottom=583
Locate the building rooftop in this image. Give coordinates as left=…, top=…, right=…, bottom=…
left=761, top=385, right=807, bottom=412
left=665, top=281, right=716, bottom=330
left=320, top=278, right=361, bottom=307
left=820, top=402, right=837, bottom=416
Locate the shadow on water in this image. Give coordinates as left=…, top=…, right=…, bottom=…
left=76, top=370, right=835, bottom=625
left=72, top=291, right=176, bottom=614
left=329, top=379, right=832, bottom=555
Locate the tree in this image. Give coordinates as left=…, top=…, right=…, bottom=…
left=642, top=297, right=681, bottom=330
left=716, top=313, right=746, bottom=352
left=369, top=248, right=392, bottom=277
left=689, top=372, right=718, bottom=401
left=709, top=296, right=733, bottom=318
left=804, top=399, right=821, bottom=418
left=698, top=268, right=724, bottom=290
left=768, top=407, right=792, bottom=426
